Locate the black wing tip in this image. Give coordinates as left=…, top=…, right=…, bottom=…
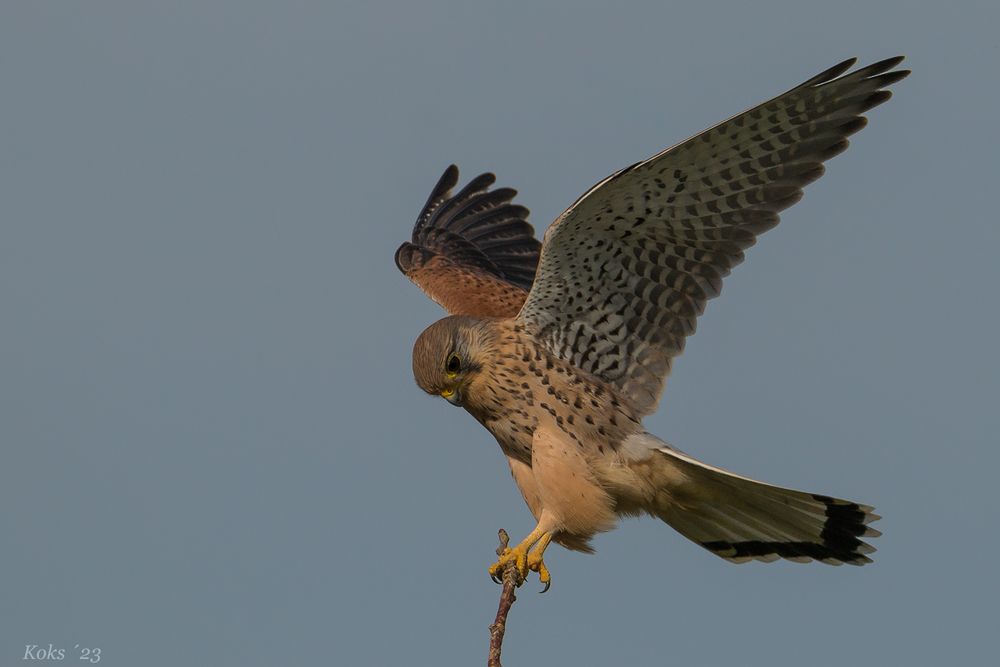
left=875, top=70, right=911, bottom=89
left=849, top=56, right=909, bottom=86
left=433, top=164, right=460, bottom=197
left=412, top=165, right=462, bottom=237
left=867, top=54, right=907, bottom=73
left=804, top=57, right=857, bottom=86
left=458, top=171, right=498, bottom=197
left=809, top=55, right=909, bottom=89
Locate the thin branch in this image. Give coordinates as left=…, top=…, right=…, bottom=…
left=488, top=529, right=522, bottom=667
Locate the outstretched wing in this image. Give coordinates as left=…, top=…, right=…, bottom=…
left=517, top=57, right=909, bottom=416
left=395, top=165, right=541, bottom=318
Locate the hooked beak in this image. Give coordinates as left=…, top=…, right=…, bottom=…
left=440, top=387, right=462, bottom=406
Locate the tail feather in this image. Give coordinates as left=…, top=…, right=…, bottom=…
left=649, top=444, right=879, bottom=566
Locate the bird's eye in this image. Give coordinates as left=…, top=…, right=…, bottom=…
left=446, top=352, right=461, bottom=377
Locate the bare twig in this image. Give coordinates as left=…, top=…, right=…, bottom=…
left=488, top=529, right=522, bottom=667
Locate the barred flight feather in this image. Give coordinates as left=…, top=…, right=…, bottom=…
left=518, top=57, right=909, bottom=416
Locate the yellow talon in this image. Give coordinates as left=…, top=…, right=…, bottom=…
left=489, top=530, right=554, bottom=591
left=489, top=545, right=530, bottom=583
left=527, top=534, right=553, bottom=592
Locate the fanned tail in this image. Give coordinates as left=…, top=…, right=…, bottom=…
left=642, top=440, right=880, bottom=565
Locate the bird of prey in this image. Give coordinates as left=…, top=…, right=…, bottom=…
left=396, top=57, right=907, bottom=589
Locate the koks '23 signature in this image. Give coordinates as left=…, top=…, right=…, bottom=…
left=23, top=644, right=101, bottom=663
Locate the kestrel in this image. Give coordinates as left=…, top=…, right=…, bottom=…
left=396, top=57, right=907, bottom=589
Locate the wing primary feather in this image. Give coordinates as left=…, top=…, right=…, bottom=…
left=413, top=164, right=459, bottom=236
left=799, top=57, right=858, bottom=87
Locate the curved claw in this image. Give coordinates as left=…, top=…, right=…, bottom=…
left=488, top=546, right=529, bottom=586
left=527, top=550, right=551, bottom=593
left=490, top=529, right=554, bottom=589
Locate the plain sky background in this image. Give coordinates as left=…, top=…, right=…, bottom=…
left=2, top=2, right=997, bottom=665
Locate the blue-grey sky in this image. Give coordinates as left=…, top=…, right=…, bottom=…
left=2, top=2, right=997, bottom=665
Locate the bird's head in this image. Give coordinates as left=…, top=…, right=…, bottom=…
left=412, top=316, right=494, bottom=408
